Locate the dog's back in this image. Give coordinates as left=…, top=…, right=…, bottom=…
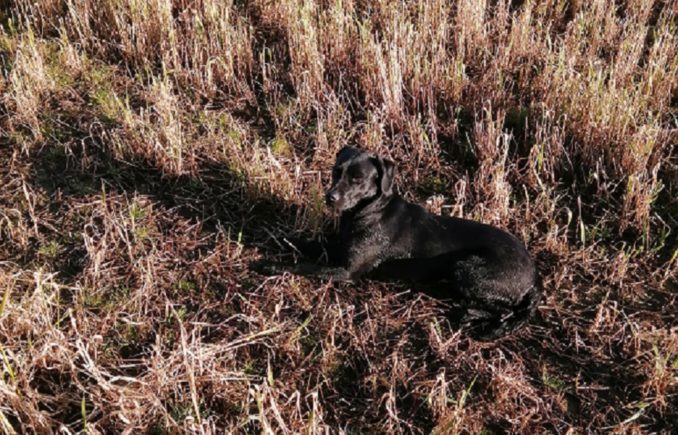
left=357, top=195, right=538, bottom=339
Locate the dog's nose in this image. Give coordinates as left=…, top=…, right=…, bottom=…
left=325, top=191, right=339, bottom=205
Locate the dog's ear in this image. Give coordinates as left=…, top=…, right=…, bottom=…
left=336, top=146, right=354, bottom=156
left=336, top=146, right=360, bottom=164
left=373, top=156, right=395, bottom=196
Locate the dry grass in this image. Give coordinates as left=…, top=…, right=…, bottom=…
left=0, top=0, right=677, bottom=432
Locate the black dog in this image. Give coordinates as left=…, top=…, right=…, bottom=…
left=256, top=146, right=540, bottom=340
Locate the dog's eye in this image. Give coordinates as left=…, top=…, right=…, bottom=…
left=349, top=171, right=365, bottom=181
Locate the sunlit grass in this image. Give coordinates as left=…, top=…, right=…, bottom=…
left=0, top=0, right=676, bottom=432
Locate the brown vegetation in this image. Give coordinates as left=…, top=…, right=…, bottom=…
left=0, top=0, right=676, bottom=432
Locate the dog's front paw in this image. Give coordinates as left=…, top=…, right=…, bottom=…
left=249, top=260, right=289, bottom=276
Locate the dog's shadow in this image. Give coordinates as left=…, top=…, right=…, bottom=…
left=26, top=142, right=303, bottom=263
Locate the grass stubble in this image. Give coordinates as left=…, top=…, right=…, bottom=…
left=0, top=0, right=676, bottom=433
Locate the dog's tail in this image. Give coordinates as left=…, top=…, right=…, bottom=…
left=467, top=282, right=542, bottom=341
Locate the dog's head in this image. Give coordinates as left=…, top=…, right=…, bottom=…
left=325, top=146, right=395, bottom=212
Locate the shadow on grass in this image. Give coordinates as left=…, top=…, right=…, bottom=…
left=30, top=144, right=295, bottom=243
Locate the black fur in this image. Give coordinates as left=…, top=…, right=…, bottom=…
left=255, top=146, right=541, bottom=340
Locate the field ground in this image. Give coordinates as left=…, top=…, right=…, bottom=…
left=0, top=0, right=677, bottom=433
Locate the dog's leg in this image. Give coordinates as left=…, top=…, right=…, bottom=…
left=294, top=263, right=352, bottom=281
left=369, top=254, right=451, bottom=282
left=457, top=304, right=515, bottom=341
left=251, top=261, right=352, bottom=281
left=284, top=235, right=340, bottom=263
